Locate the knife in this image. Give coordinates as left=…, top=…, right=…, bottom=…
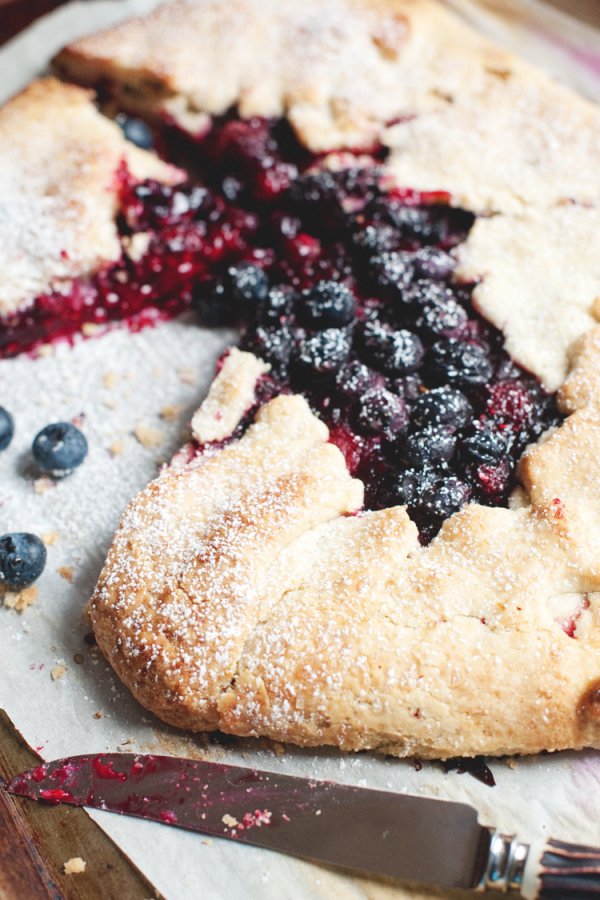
left=3, top=752, right=600, bottom=897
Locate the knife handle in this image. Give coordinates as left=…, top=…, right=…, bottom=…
left=537, top=839, right=600, bottom=898
left=477, top=832, right=600, bottom=897
left=476, top=830, right=529, bottom=892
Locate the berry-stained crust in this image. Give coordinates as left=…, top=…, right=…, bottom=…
left=3, top=0, right=600, bottom=759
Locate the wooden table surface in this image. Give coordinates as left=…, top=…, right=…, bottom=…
left=0, top=710, right=159, bottom=900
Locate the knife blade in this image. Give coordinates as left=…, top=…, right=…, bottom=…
left=3, top=752, right=600, bottom=897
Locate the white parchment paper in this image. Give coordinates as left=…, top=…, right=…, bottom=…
left=0, top=4, right=599, bottom=898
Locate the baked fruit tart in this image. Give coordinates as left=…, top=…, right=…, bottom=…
left=3, top=0, right=600, bottom=758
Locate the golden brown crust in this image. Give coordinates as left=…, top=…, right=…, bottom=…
left=0, top=78, right=180, bottom=317
left=54, top=0, right=532, bottom=151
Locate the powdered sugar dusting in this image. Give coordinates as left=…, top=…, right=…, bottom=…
left=0, top=78, right=177, bottom=316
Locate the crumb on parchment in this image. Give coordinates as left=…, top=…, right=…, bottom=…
left=2, top=586, right=38, bottom=612
left=51, top=663, right=68, bottom=681
left=134, top=422, right=164, bottom=449
left=57, top=566, right=74, bottom=582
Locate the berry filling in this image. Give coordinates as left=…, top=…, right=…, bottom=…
left=2, top=113, right=562, bottom=539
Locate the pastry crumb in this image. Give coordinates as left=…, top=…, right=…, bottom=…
left=93, top=711, right=103, bottom=719
left=64, top=857, right=86, bottom=875
left=73, top=653, right=84, bottom=665
left=42, top=530, right=60, bottom=546
left=160, top=404, right=184, bottom=421
left=102, top=371, right=120, bottom=389
left=201, top=839, right=212, bottom=846
left=2, top=586, right=38, bottom=612
left=222, top=814, right=238, bottom=827
left=33, top=477, right=54, bottom=495
left=108, top=438, right=126, bottom=457
left=177, top=366, right=197, bottom=385
left=506, top=758, right=518, bottom=769
left=134, top=422, right=164, bottom=449
left=81, top=322, right=101, bottom=337
left=51, top=664, right=68, bottom=681
left=272, top=742, right=286, bottom=756
left=35, top=344, right=54, bottom=359
left=103, top=396, right=117, bottom=410
left=57, top=566, right=74, bottom=583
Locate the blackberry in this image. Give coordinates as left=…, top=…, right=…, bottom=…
left=411, top=387, right=473, bottom=431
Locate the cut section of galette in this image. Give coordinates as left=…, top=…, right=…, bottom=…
left=4, top=0, right=600, bottom=757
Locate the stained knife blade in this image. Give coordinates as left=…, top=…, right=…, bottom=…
left=3, top=753, right=600, bottom=897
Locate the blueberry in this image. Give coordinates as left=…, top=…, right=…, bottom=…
left=299, top=281, right=356, bottom=328
left=192, top=280, right=234, bottom=326
left=389, top=374, right=423, bottom=401
left=416, top=296, right=468, bottom=339
left=257, top=286, right=295, bottom=324
left=411, top=387, right=473, bottom=431
left=404, top=428, right=456, bottom=466
left=359, top=321, right=424, bottom=375
left=293, top=329, right=350, bottom=378
left=405, top=281, right=468, bottom=338
left=462, top=428, right=509, bottom=464
left=0, top=407, right=14, bottom=451
left=412, top=247, right=455, bottom=281
left=368, top=251, right=414, bottom=300
left=354, top=387, right=408, bottom=438
left=226, top=263, right=269, bottom=307
left=392, top=466, right=440, bottom=507
left=32, top=422, right=88, bottom=474
left=240, top=324, right=294, bottom=373
left=419, top=477, right=471, bottom=520
left=335, top=361, right=379, bottom=403
left=427, top=339, right=493, bottom=388
left=116, top=114, right=154, bottom=150
left=0, top=533, right=47, bottom=590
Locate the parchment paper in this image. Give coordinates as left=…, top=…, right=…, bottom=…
left=1, top=4, right=599, bottom=898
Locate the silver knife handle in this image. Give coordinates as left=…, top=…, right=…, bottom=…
left=476, top=830, right=529, bottom=893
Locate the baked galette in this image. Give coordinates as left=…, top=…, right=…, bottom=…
left=3, top=0, right=600, bottom=758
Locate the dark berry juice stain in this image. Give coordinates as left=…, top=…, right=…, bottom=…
left=0, top=112, right=562, bottom=540
left=441, top=757, right=496, bottom=787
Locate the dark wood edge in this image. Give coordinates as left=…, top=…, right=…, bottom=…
left=0, top=709, right=162, bottom=900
